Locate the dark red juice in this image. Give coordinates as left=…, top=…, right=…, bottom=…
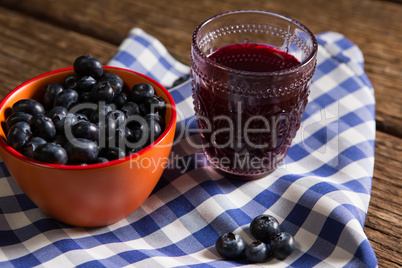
left=209, top=43, right=300, bottom=72
left=192, top=43, right=310, bottom=177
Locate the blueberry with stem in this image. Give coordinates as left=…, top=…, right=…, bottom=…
left=215, top=232, right=246, bottom=260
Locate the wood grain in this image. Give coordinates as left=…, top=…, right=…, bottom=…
left=366, top=131, right=402, bottom=267
left=0, top=7, right=116, bottom=94
left=0, top=0, right=400, bottom=267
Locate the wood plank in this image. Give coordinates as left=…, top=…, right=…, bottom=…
left=0, top=7, right=116, bottom=98
left=365, top=130, right=402, bottom=267
left=1, top=0, right=401, bottom=137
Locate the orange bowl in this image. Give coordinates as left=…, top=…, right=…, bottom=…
left=0, top=66, right=176, bottom=227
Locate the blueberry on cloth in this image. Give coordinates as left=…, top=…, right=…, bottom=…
left=270, top=232, right=295, bottom=260
left=171, top=75, right=190, bottom=88
left=250, top=214, right=281, bottom=243
left=215, top=232, right=246, bottom=259
left=245, top=241, right=270, bottom=263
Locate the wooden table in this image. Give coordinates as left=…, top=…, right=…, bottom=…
left=0, top=0, right=400, bottom=266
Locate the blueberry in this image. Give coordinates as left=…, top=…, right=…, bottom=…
left=127, top=118, right=158, bottom=148
left=44, top=82, right=63, bottom=109
left=72, top=121, right=99, bottom=141
left=112, top=92, right=127, bottom=109
left=79, top=91, right=94, bottom=103
left=90, top=103, right=114, bottom=123
left=75, top=113, right=89, bottom=122
left=146, top=118, right=162, bottom=143
left=245, top=241, right=270, bottom=263
left=76, top=76, right=96, bottom=93
left=73, top=103, right=97, bottom=120
left=7, top=121, right=32, bottom=152
left=54, top=88, right=78, bottom=109
left=64, top=114, right=78, bottom=128
left=128, top=123, right=144, bottom=143
left=6, top=112, right=32, bottom=131
left=92, top=157, right=109, bottom=164
left=215, top=232, right=246, bottom=260
left=145, top=113, right=165, bottom=130
left=12, top=99, right=45, bottom=116
left=73, top=55, right=103, bottom=79
left=24, top=136, right=47, bottom=158
left=98, top=119, right=116, bottom=144
left=270, top=232, right=295, bottom=260
left=126, top=146, right=143, bottom=156
left=46, top=106, right=68, bottom=122
left=98, top=73, right=123, bottom=95
left=98, top=146, right=126, bottom=161
left=106, top=110, right=126, bottom=128
left=140, top=95, right=166, bottom=116
left=99, top=110, right=126, bottom=142
left=54, top=113, right=77, bottom=135
left=171, top=75, right=190, bottom=88
left=91, top=81, right=115, bottom=103
left=120, top=126, right=134, bottom=143
left=63, top=73, right=79, bottom=89
left=129, top=83, right=155, bottom=104
left=111, top=126, right=134, bottom=148
left=51, top=134, right=67, bottom=147
left=64, top=138, right=99, bottom=164
left=5, top=57, right=169, bottom=166
left=121, top=102, right=140, bottom=117
left=250, top=214, right=281, bottom=243
left=29, top=114, right=56, bottom=141
left=33, top=143, right=68, bottom=165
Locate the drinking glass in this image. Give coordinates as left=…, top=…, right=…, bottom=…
left=191, top=10, right=317, bottom=179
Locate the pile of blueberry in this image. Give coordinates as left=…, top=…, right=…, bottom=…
left=215, top=214, right=295, bottom=263
left=5, top=55, right=167, bottom=165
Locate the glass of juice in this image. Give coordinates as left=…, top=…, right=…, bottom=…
left=191, top=10, right=318, bottom=179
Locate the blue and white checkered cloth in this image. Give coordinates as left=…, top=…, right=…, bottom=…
left=0, top=28, right=377, bottom=267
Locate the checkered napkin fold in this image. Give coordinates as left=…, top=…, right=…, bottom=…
left=0, top=28, right=376, bottom=267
